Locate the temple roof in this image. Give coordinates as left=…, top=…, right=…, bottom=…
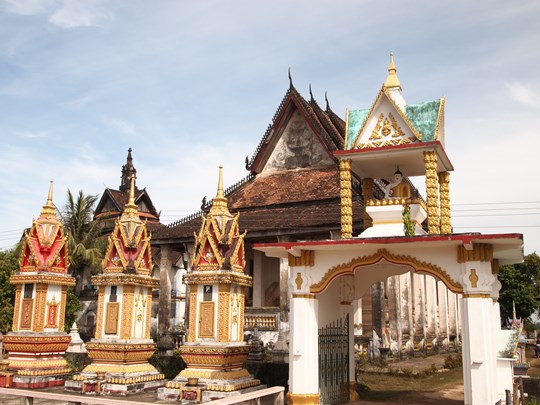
left=94, top=149, right=160, bottom=229
left=153, top=167, right=364, bottom=242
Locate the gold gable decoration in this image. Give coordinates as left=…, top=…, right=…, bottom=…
left=101, top=176, right=153, bottom=276
left=191, top=166, right=247, bottom=273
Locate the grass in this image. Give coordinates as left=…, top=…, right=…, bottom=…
left=358, top=368, right=463, bottom=402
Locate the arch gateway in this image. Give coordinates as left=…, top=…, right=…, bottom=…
left=254, top=55, right=524, bottom=405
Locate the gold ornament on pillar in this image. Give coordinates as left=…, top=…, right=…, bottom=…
left=362, top=178, right=374, bottom=228
left=339, top=159, right=353, bottom=238
left=423, top=151, right=440, bottom=234
left=438, top=172, right=451, bottom=234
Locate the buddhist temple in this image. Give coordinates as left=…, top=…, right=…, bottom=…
left=3, top=182, right=75, bottom=388
left=158, top=167, right=261, bottom=402
left=66, top=176, right=165, bottom=395
left=254, top=54, right=524, bottom=405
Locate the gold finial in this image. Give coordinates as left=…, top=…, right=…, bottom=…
left=210, top=165, right=230, bottom=214
left=384, top=52, right=402, bottom=90
left=217, top=165, right=224, bottom=199
left=41, top=181, right=56, bottom=216
left=124, top=175, right=138, bottom=213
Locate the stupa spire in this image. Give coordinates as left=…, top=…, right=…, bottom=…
left=210, top=165, right=230, bottom=216
left=124, top=175, right=138, bottom=214
left=384, top=52, right=402, bottom=90
left=120, top=147, right=137, bottom=192
left=40, top=181, right=56, bottom=217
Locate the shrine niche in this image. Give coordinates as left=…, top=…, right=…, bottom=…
left=66, top=177, right=164, bottom=396
left=3, top=182, right=75, bottom=388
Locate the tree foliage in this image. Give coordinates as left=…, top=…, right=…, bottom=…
left=0, top=250, right=18, bottom=333
left=62, top=190, right=104, bottom=272
left=499, top=252, right=540, bottom=323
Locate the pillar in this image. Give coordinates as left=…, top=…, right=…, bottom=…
left=278, top=236, right=291, bottom=325
left=423, top=150, right=440, bottom=234
left=437, top=281, right=449, bottom=350
left=362, top=178, right=374, bottom=229
left=424, top=276, right=437, bottom=349
left=339, top=159, right=353, bottom=239
left=339, top=275, right=358, bottom=401
left=252, top=250, right=263, bottom=307
left=412, top=273, right=426, bottom=353
left=399, top=272, right=414, bottom=355
left=458, top=243, right=499, bottom=404
left=447, top=289, right=458, bottom=349
left=438, top=172, right=452, bottom=234
left=158, top=245, right=172, bottom=347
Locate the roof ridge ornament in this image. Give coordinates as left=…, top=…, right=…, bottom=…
left=383, top=52, right=402, bottom=90
left=325, top=91, right=330, bottom=111
left=288, top=67, right=293, bottom=88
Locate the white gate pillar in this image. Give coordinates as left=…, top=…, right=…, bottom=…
left=287, top=252, right=320, bottom=405
left=458, top=244, right=499, bottom=405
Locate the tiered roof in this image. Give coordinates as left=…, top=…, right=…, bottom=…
left=154, top=80, right=365, bottom=244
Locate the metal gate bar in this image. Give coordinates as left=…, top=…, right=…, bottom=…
left=318, top=314, right=349, bottom=405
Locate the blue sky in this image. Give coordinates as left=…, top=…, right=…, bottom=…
left=1, top=0, right=539, bottom=254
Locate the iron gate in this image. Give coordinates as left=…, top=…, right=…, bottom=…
left=318, top=314, right=350, bottom=405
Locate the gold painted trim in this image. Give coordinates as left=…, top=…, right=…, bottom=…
left=95, top=286, right=105, bottom=339
left=12, top=286, right=22, bottom=332
left=292, top=294, right=317, bottom=299
left=463, top=294, right=491, bottom=299
left=434, top=97, right=445, bottom=141
left=468, top=269, right=478, bottom=289
left=288, top=250, right=314, bottom=267
left=457, top=244, right=493, bottom=263
left=311, top=248, right=462, bottom=294
left=287, top=392, right=320, bottom=405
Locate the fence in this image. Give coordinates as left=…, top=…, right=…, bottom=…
left=0, top=386, right=285, bottom=405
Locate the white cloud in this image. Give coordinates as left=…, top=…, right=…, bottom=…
left=16, top=130, right=49, bottom=139
left=48, top=0, right=110, bottom=29
left=100, top=116, right=137, bottom=136
left=505, top=81, right=536, bottom=107
left=2, top=0, right=57, bottom=15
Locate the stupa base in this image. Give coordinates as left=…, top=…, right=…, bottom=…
left=66, top=362, right=165, bottom=396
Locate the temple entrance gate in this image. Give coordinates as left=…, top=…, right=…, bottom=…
left=318, top=314, right=350, bottom=405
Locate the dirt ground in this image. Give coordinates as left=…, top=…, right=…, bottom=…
left=353, top=353, right=464, bottom=404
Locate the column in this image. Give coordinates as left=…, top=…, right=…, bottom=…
left=278, top=235, right=291, bottom=326
left=339, top=159, right=353, bottom=239
left=387, top=275, right=401, bottom=354
left=158, top=245, right=172, bottom=346
left=458, top=244, right=499, bottom=404
left=447, top=290, right=458, bottom=349
left=339, top=275, right=358, bottom=401
left=424, top=276, right=437, bottom=349
left=437, top=281, right=449, bottom=350
left=438, top=172, right=452, bottom=234
left=399, top=272, right=414, bottom=355
left=252, top=250, right=263, bottom=307
left=423, top=150, right=440, bottom=234
left=362, top=178, right=374, bottom=229
left=412, top=273, right=426, bottom=353
left=288, top=253, right=319, bottom=405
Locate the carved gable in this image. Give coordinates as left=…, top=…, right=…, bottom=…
left=263, top=110, right=333, bottom=173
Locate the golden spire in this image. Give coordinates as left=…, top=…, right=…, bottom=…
left=383, top=52, right=402, bottom=90
left=41, top=181, right=56, bottom=216
left=210, top=165, right=231, bottom=216
left=124, top=175, right=138, bottom=214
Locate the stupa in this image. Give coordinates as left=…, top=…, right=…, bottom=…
left=3, top=182, right=75, bottom=388
left=65, top=177, right=164, bottom=395
left=158, top=167, right=261, bottom=402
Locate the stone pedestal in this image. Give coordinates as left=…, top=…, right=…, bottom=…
left=4, top=333, right=71, bottom=388
left=360, top=202, right=427, bottom=238
left=65, top=340, right=165, bottom=396
left=158, top=344, right=261, bottom=401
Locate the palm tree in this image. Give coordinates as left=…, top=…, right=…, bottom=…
left=62, top=190, right=105, bottom=293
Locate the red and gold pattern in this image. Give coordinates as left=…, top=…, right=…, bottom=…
left=17, top=182, right=68, bottom=275
left=3, top=335, right=71, bottom=354
left=101, top=177, right=153, bottom=277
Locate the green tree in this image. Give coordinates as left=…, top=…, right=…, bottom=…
left=499, top=252, right=540, bottom=323
left=0, top=250, right=18, bottom=333
left=62, top=190, right=106, bottom=289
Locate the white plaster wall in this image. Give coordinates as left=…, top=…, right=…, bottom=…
left=317, top=280, right=341, bottom=327
left=101, top=284, right=123, bottom=339
left=43, top=284, right=62, bottom=332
